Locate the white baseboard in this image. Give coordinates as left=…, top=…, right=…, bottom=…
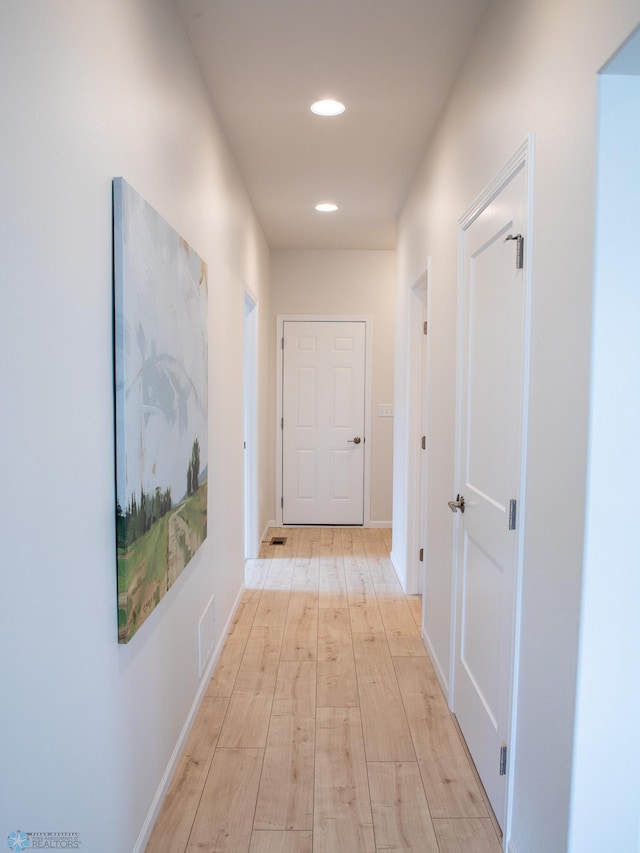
left=131, top=581, right=247, bottom=853
left=507, top=841, right=517, bottom=853
left=268, top=521, right=391, bottom=531
left=389, top=550, right=404, bottom=589
left=261, top=520, right=277, bottom=542
left=422, top=626, right=450, bottom=703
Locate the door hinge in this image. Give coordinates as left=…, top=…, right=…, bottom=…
left=504, top=233, right=524, bottom=270
left=423, top=321, right=428, bottom=335
left=421, top=435, right=426, bottom=450
left=281, top=417, right=284, bottom=429
left=508, top=499, right=517, bottom=530
left=281, top=336, right=284, bottom=349
left=419, top=547, right=424, bottom=562
left=499, top=745, right=507, bottom=776
left=280, top=496, right=283, bottom=508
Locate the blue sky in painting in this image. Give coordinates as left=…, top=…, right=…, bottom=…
left=114, top=178, right=208, bottom=511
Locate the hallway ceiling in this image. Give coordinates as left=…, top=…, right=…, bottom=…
left=173, top=0, right=491, bottom=250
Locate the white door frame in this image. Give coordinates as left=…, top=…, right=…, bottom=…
left=276, top=314, right=373, bottom=527
left=569, top=53, right=640, bottom=850
left=406, top=264, right=431, bottom=595
left=452, top=136, right=533, bottom=846
left=243, top=287, right=259, bottom=558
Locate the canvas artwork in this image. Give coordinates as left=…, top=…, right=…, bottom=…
left=113, top=178, right=208, bottom=643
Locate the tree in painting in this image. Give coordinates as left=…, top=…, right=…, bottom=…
left=113, top=178, right=208, bottom=643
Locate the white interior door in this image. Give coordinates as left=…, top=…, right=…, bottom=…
left=282, top=320, right=366, bottom=525
left=453, top=161, right=527, bottom=830
left=418, top=291, right=428, bottom=596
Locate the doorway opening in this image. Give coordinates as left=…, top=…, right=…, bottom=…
left=243, top=289, right=258, bottom=559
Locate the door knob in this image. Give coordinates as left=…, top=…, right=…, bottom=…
left=448, top=494, right=465, bottom=513
left=347, top=436, right=362, bottom=445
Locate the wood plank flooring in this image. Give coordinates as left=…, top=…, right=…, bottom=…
left=146, top=527, right=502, bottom=853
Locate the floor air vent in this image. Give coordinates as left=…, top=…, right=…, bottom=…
left=270, top=536, right=287, bottom=546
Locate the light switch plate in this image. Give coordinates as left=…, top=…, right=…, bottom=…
left=378, top=404, right=394, bottom=417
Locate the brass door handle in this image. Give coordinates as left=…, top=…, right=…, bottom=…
left=347, top=436, right=362, bottom=445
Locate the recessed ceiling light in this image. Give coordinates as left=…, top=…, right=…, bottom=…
left=315, top=203, right=338, bottom=212
left=311, top=99, right=346, bottom=117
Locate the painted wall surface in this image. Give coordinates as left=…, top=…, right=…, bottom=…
left=270, top=249, right=396, bottom=525
left=0, top=2, right=269, bottom=851
left=393, top=1, right=640, bottom=851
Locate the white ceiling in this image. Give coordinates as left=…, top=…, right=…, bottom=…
left=174, top=0, right=491, bottom=250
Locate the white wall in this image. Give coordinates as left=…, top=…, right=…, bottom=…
left=393, top=1, right=640, bottom=851
left=270, top=249, right=396, bottom=526
left=0, top=2, right=269, bottom=851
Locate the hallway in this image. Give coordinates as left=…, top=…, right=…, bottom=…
left=146, top=527, right=502, bottom=852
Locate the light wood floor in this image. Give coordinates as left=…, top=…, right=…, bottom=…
left=146, top=527, right=502, bottom=853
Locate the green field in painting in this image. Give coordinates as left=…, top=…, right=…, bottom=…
left=117, top=482, right=207, bottom=643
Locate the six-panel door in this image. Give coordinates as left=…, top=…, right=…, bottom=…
left=282, top=320, right=366, bottom=525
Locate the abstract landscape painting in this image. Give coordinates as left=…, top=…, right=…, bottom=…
left=113, top=178, right=208, bottom=643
